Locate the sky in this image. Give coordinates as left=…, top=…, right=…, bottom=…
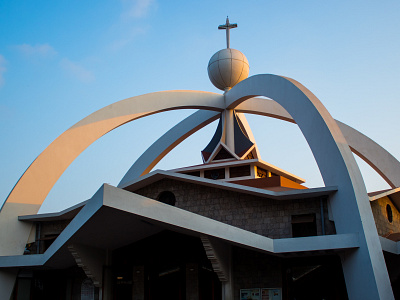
left=0, top=0, right=400, bottom=213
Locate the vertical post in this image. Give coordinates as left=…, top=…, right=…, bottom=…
left=224, top=110, right=235, bottom=153
left=132, top=266, right=145, bottom=300
left=0, top=269, right=18, bottom=300
left=186, top=263, right=199, bottom=300
left=320, top=197, right=325, bottom=236
left=102, top=250, right=113, bottom=300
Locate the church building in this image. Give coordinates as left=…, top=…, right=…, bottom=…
left=1, top=18, right=399, bottom=300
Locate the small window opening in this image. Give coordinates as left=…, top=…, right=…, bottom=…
left=204, top=168, right=225, bottom=180
left=256, top=167, right=269, bottom=178
left=183, top=171, right=200, bottom=177
left=230, top=165, right=250, bottom=178
left=291, top=214, right=317, bottom=237
left=387, top=204, right=393, bottom=223
left=157, top=191, right=176, bottom=206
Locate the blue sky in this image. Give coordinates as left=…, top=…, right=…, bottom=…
left=1, top=0, right=399, bottom=212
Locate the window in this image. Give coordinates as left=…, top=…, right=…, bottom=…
left=387, top=204, right=393, bottom=223
left=229, top=165, right=250, bottom=178
left=157, top=191, right=176, bottom=206
left=291, top=214, right=317, bottom=237
left=183, top=171, right=200, bottom=177
left=204, top=168, right=225, bottom=180
left=256, top=167, right=268, bottom=178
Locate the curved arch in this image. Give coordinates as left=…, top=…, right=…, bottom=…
left=225, top=74, right=392, bottom=299
left=119, top=97, right=400, bottom=190
left=235, top=98, right=400, bottom=188
left=0, top=76, right=394, bottom=298
left=118, top=110, right=220, bottom=186
left=0, top=91, right=223, bottom=256
left=5, top=91, right=223, bottom=207
left=118, top=110, right=255, bottom=187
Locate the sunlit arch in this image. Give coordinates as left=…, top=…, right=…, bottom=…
left=0, top=91, right=223, bottom=257
left=225, top=74, right=391, bottom=299
left=119, top=97, right=400, bottom=189
left=0, top=75, right=395, bottom=299
left=4, top=91, right=223, bottom=207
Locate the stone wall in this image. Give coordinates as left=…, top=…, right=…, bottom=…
left=371, top=196, right=400, bottom=237
left=134, top=179, right=335, bottom=239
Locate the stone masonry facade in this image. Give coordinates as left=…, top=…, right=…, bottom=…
left=371, top=196, right=400, bottom=237
left=134, top=178, right=335, bottom=239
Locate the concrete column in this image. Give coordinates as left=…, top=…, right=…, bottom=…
left=186, top=263, right=199, bottom=300
left=221, top=248, right=233, bottom=300
left=132, top=266, right=144, bottom=300
left=103, top=250, right=113, bottom=300
left=224, top=109, right=235, bottom=153
left=222, top=281, right=234, bottom=300
left=201, top=236, right=233, bottom=300
left=0, top=269, right=18, bottom=300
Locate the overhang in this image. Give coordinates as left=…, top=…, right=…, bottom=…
left=1, top=184, right=356, bottom=270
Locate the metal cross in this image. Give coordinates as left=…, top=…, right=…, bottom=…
left=218, top=16, right=237, bottom=49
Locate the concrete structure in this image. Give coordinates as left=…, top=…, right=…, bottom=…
left=1, top=18, right=400, bottom=300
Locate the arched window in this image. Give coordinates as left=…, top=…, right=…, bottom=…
left=387, top=204, right=393, bottom=223
left=157, top=191, right=176, bottom=206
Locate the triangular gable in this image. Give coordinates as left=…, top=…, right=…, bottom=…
left=207, top=142, right=240, bottom=163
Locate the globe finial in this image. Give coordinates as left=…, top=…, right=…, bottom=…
left=208, top=18, right=249, bottom=91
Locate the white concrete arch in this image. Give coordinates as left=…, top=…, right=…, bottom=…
left=118, top=77, right=397, bottom=299
left=235, top=98, right=400, bottom=188
left=0, top=90, right=223, bottom=257
left=225, top=74, right=393, bottom=300
left=0, top=76, right=396, bottom=299
left=119, top=97, right=400, bottom=190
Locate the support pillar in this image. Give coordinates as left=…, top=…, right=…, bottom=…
left=0, top=269, right=18, bottom=300
left=132, top=266, right=144, bottom=300
left=201, top=236, right=233, bottom=300
left=186, top=263, right=199, bottom=300
left=223, top=109, right=235, bottom=153
left=103, top=250, right=113, bottom=300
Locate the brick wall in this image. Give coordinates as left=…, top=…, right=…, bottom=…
left=134, top=179, right=335, bottom=239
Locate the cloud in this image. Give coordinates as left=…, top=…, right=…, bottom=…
left=60, top=58, right=95, bottom=83
left=121, top=0, right=155, bottom=20
left=14, top=43, right=57, bottom=59
left=0, top=55, right=6, bottom=88
left=108, top=26, right=147, bottom=51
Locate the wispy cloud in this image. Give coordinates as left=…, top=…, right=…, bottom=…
left=60, top=58, right=95, bottom=83
left=0, top=55, right=6, bottom=88
left=121, top=0, right=155, bottom=20
left=14, top=43, right=57, bottom=59
left=108, top=26, right=147, bottom=51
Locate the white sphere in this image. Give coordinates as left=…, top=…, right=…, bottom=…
left=207, top=48, right=249, bottom=91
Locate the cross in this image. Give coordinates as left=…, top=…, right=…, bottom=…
left=218, top=16, right=237, bottom=49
